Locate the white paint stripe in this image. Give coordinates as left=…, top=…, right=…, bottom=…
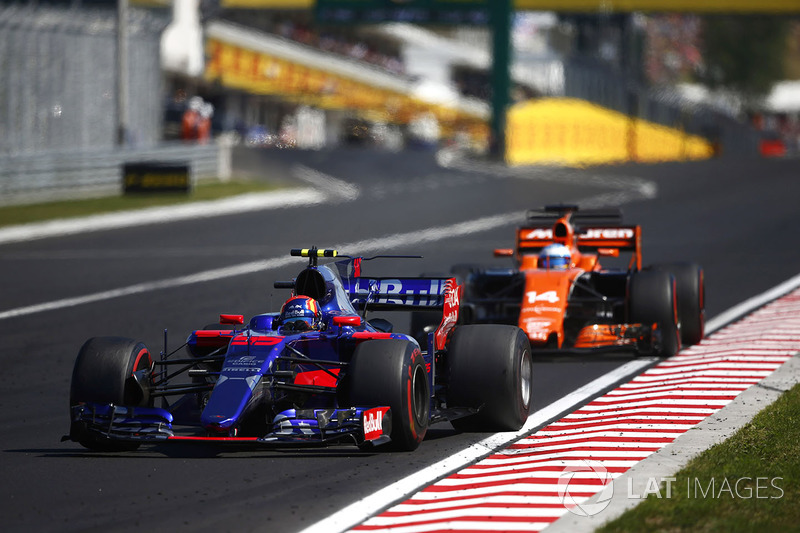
left=500, top=441, right=669, bottom=454
left=0, top=188, right=327, bottom=245
left=571, top=399, right=733, bottom=411
left=539, top=409, right=714, bottom=420
left=297, top=359, right=652, bottom=533
left=0, top=210, right=524, bottom=321
left=392, top=495, right=581, bottom=510
left=479, top=449, right=657, bottom=462
left=535, top=426, right=696, bottom=437
left=610, top=383, right=752, bottom=394
left=626, top=368, right=776, bottom=378
left=625, top=374, right=767, bottom=384
left=364, top=506, right=569, bottom=524
left=353, top=520, right=555, bottom=533
left=523, top=430, right=690, bottom=443
left=595, top=389, right=748, bottom=400
left=654, top=354, right=793, bottom=364
left=389, top=481, right=609, bottom=497
left=476, top=454, right=657, bottom=469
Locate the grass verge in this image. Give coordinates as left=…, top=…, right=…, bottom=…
left=0, top=180, right=282, bottom=228
left=597, top=381, right=800, bottom=533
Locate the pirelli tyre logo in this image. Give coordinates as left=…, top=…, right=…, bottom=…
left=123, top=162, right=191, bottom=194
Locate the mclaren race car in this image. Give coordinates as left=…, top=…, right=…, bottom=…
left=65, top=248, right=533, bottom=453
left=417, top=206, right=704, bottom=357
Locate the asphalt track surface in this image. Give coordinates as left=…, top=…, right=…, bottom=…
left=1, top=147, right=799, bottom=533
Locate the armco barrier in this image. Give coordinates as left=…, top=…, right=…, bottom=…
left=506, top=98, right=714, bottom=167
left=0, top=141, right=230, bottom=206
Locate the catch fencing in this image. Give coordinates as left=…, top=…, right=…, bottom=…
left=0, top=5, right=168, bottom=155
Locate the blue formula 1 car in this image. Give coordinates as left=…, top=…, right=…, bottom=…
left=65, top=248, right=533, bottom=452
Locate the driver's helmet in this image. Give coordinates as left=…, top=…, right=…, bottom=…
left=538, top=244, right=572, bottom=270
left=279, top=295, right=321, bottom=331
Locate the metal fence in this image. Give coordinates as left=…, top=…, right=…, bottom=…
left=0, top=4, right=167, bottom=156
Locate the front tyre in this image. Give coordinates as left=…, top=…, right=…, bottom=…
left=348, top=340, right=430, bottom=451
left=447, top=325, right=532, bottom=431
left=69, top=337, right=154, bottom=451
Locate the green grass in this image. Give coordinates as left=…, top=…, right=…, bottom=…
left=0, top=179, right=283, bottom=228
left=597, top=382, right=800, bottom=533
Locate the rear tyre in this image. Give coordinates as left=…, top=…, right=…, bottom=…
left=348, top=340, right=429, bottom=451
left=447, top=325, right=532, bottom=431
left=69, top=337, right=154, bottom=451
left=655, top=263, right=705, bottom=346
left=629, top=270, right=680, bottom=357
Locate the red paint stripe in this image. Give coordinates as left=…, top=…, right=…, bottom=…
left=571, top=402, right=722, bottom=414
left=380, top=501, right=580, bottom=517
left=352, top=514, right=561, bottom=530
left=584, top=393, right=738, bottom=405
left=540, top=418, right=704, bottom=432
left=484, top=445, right=662, bottom=460
left=408, top=489, right=599, bottom=503
left=604, top=386, right=751, bottom=397
left=557, top=410, right=710, bottom=422
left=514, top=435, right=676, bottom=446
left=617, top=379, right=762, bottom=388
left=421, top=475, right=616, bottom=492
left=452, top=464, right=638, bottom=479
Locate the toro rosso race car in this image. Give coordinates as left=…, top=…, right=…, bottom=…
left=421, top=205, right=704, bottom=357
left=65, top=248, right=533, bottom=453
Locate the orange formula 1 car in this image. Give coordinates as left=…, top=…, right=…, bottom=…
left=433, top=205, right=704, bottom=357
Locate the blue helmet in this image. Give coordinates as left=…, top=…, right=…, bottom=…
left=280, top=295, right=322, bottom=331
left=539, top=244, right=571, bottom=270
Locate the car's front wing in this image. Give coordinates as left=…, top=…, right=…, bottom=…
left=66, top=403, right=392, bottom=449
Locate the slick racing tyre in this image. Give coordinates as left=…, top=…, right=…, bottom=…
left=447, top=325, right=532, bottom=432
left=348, top=339, right=430, bottom=451
left=629, top=270, right=680, bottom=357
left=654, top=263, right=705, bottom=346
left=69, top=337, right=154, bottom=451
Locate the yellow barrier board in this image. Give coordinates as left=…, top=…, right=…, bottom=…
left=506, top=98, right=714, bottom=167
left=204, top=37, right=488, bottom=139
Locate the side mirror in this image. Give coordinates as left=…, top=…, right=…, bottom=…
left=494, top=248, right=514, bottom=257
left=332, top=315, right=362, bottom=327
left=219, top=314, right=244, bottom=325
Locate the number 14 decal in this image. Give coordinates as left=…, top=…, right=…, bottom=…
left=526, top=290, right=559, bottom=304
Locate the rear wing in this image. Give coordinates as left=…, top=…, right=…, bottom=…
left=517, top=225, right=641, bottom=254
left=515, top=206, right=642, bottom=270
left=342, top=276, right=455, bottom=311
left=334, top=258, right=461, bottom=351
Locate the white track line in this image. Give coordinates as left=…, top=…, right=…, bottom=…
left=0, top=188, right=326, bottom=245
left=0, top=211, right=524, bottom=321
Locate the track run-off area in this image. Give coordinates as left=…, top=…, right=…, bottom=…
left=1, top=149, right=799, bottom=533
